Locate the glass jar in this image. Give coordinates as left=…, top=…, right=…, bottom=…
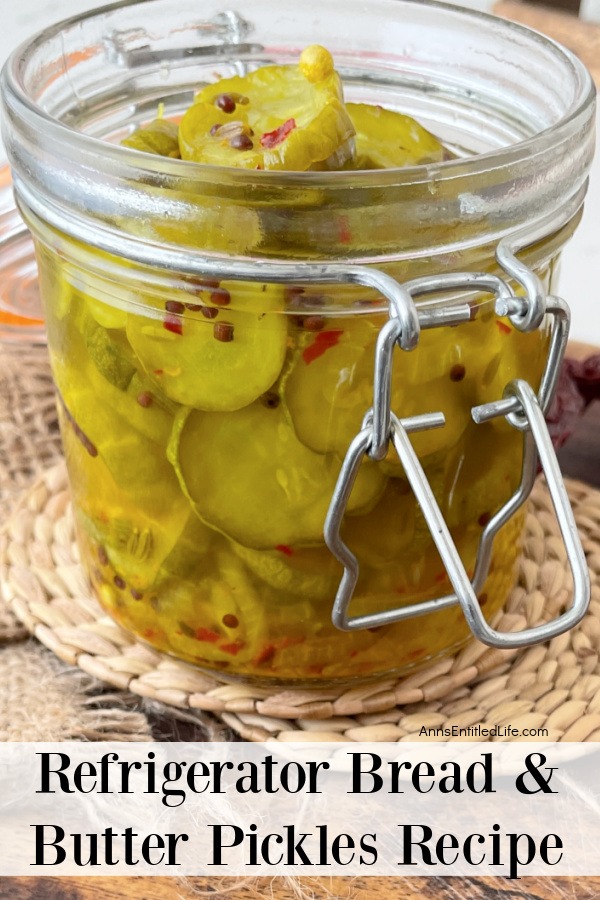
left=1, top=0, right=595, bottom=684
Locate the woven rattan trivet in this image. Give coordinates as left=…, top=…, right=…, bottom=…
left=1, top=462, right=600, bottom=742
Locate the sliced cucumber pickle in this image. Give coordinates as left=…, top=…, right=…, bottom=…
left=83, top=318, right=137, bottom=390
left=231, top=540, right=339, bottom=601
left=346, top=102, right=449, bottom=169
left=159, top=513, right=214, bottom=579
left=341, top=478, right=417, bottom=567
left=79, top=504, right=187, bottom=593
left=122, top=118, right=181, bottom=158
left=179, top=46, right=355, bottom=170
left=284, top=314, right=378, bottom=455
left=168, top=401, right=386, bottom=548
left=127, top=282, right=287, bottom=411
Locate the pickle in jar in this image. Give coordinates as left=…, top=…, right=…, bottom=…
left=168, top=400, right=386, bottom=549
left=126, top=282, right=288, bottom=411
left=345, top=102, right=450, bottom=169
left=179, top=46, right=355, bottom=170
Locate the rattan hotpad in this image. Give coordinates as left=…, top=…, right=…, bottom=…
left=1, top=462, right=600, bottom=742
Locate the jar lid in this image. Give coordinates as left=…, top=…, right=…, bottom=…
left=0, top=166, right=45, bottom=345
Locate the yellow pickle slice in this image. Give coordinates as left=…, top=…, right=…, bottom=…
left=178, top=46, right=356, bottom=170
left=167, top=401, right=386, bottom=549
left=126, top=282, right=288, bottom=411
left=122, top=117, right=181, bottom=158
left=345, top=102, right=450, bottom=168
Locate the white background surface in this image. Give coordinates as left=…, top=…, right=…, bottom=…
left=1, top=0, right=599, bottom=343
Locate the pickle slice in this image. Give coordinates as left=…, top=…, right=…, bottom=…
left=179, top=46, right=355, bottom=171
left=168, top=402, right=385, bottom=549
left=127, top=282, right=287, bottom=412
left=122, top=118, right=181, bottom=158
left=284, top=314, right=377, bottom=455
left=159, top=513, right=214, bottom=579
left=83, top=318, right=137, bottom=390
left=231, top=540, right=339, bottom=601
left=163, top=550, right=271, bottom=667
left=346, top=103, right=448, bottom=169
left=341, top=478, right=417, bottom=567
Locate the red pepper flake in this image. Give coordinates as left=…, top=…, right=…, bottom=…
left=279, top=635, right=305, bottom=649
left=254, top=643, right=277, bottom=666
left=195, top=627, right=220, bottom=644
left=220, top=640, right=245, bottom=656
left=153, top=369, right=164, bottom=376
left=478, top=592, right=488, bottom=607
left=478, top=511, right=491, bottom=527
left=434, top=572, right=447, bottom=584
left=496, top=320, right=511, bottom=335
left=260, top=118, right=296, bottom=149
left=302, top=329, right=343, bottom=365
left=143, top=628, right=156, bottom=640
left=275, top=544, right=294, bottom=557
left=163, top=314, right=183, bottom=336
left=408, top=647, right=426, bottom=660
left=338, top=215, right=352, bottom=245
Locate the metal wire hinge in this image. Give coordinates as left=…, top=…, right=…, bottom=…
left=324, top=240, right=590, bottom=649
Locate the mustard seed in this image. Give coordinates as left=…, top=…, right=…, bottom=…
left=214, top=321, right=234, bottom=342
left=229, top=133, right=253, bottom=151
left=165, top=300, right=185, bottom=314
left=261, top=391, right=280, bottom=409
left=136, top=391, right=153, bottom=408
left=450, top=364, right=466, bottom=382
left=216, top=93, right=236, bottom=113
left=211, top=288, right=231, bottom=306
left=303, top=315, right=326, bottom=332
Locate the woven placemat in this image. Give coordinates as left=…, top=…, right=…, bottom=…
left=1, top=461, right=599, bottom=742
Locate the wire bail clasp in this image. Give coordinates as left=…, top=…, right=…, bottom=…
left=324, top=263, right=591, bottom=648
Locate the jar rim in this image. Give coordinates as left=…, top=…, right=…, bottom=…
left=2, top=0, right=595, bottom=189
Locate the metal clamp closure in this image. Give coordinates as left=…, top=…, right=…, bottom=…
left=324, top=268, right=591, bottom=649
left=325, top=382, right=590, bottom=647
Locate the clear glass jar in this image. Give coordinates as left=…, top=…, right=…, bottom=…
left=1, top=0, right=595, bottom=684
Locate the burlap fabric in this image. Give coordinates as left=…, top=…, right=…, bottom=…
left=0, top=346, right=60, bottom=642
left=0, top=344, right=222, bottom=741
